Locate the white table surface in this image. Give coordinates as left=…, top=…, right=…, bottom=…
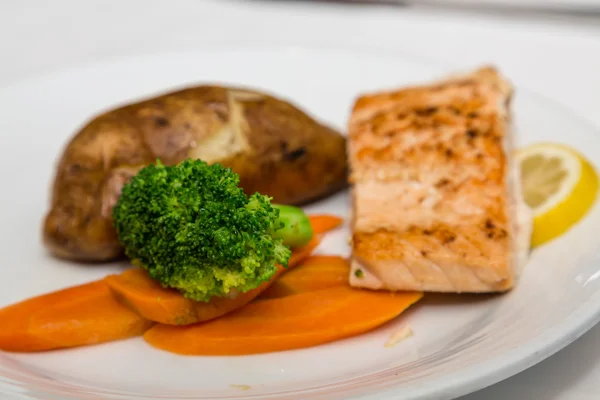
left=1, top=0, right=599, bottom=398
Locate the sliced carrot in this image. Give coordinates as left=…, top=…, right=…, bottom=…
left=144, top=286, right=423, bottom=356
left=309, top=214, right=344, bottom=234
left=259, top=255, right=349, bottom=299
left=287, top=236, right=321, bottom=267
left=105, top=237, right=321, bottom=326
left=105, top=269, right=200, bottom=326
left=0, top=280, right=153, bottom=353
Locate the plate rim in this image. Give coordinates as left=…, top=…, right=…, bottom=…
left=0, top=45, right=599, bottom=400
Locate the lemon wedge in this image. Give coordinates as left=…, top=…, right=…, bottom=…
left=516, top=143, right=598, bottom=247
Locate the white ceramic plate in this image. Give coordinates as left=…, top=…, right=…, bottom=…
left=1, top=47, right=600, bottom=400
left=404, top=0, right=600, bottom=12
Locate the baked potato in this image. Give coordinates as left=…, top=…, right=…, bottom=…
left=43, top=85, right=347, bottom=262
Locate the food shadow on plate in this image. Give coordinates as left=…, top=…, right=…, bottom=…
left=417, top=291, right=504, bottom=307
left=353, top=292, right=502, bottom=342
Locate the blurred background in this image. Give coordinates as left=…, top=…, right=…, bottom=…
left=1, top=0, right=599, bottom=399
left=2, top=0, right=598, bottom=118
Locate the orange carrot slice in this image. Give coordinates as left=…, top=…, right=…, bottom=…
left=259, top=255, right=349, bottom=299
left=144, top=286, right=423, bottom=355
left=309, top=215, right=344, bottom=234
left=105, top=237, right=321, bottom=326
left=0, top=281, right=153, bottom=353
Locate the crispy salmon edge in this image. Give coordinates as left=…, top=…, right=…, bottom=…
left=346, top=66, right=533, bottom=293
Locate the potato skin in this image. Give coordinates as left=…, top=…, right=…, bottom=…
left=43, top=86, right=347, bottom=262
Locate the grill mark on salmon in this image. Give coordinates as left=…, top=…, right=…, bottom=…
left=347, top=66, right=532, bottom=293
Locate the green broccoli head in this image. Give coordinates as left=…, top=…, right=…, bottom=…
left=112, top=159, right=296, bottom=302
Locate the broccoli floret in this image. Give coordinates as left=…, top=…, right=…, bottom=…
left=112, top=159, right=314, bottom=302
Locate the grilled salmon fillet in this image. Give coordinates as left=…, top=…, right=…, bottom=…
left=347, top=66, right=532, bottom=293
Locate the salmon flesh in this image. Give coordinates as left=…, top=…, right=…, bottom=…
left=347, top=66, right=532, bottom=293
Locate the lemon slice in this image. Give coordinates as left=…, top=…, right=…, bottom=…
left=516, top=143, right=598, bottom=247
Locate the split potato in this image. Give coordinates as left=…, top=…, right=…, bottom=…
left=43, top=86, right=347, bottom=262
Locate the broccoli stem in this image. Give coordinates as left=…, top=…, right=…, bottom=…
left=271, top=204, right=314, bottom=248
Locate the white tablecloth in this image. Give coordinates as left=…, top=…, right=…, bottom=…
left=1, top=1, right=599, bottom=398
